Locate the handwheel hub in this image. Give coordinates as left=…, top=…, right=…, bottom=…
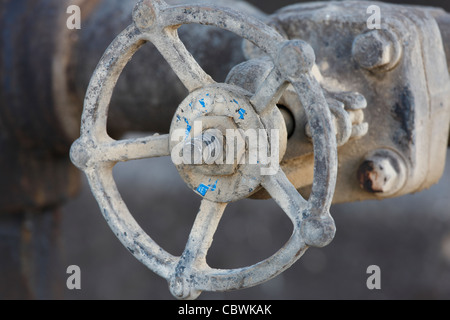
left=169, top=84, right=286, bottom=203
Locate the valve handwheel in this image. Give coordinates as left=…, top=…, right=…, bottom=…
left=70, top=0, right=338, bottom=299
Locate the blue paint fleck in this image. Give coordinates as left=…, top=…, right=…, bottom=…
left=233, top=99, right=239, bottom=105
left=199, top=98, right=206, bottom=108
left=196, top=184, right=210, bottom=196
left=176, top=115, right=181, bottom=122
left=184, top=118, right=192, bottom=139
left=196, top=180, right=219, bottom=196
left=210, top=180, right=218, bottom=192
left=188, top=102, right=193, bottom=109
left=238, top=108, right=246, bottom=120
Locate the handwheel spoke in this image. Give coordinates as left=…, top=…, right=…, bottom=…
left=190, top=170, right=311, bottom=293
left=97, top=134, right=170, bottom=163
left=148, top=28, right=215, bottom=92
left=179, top=199, right=227, bottom=267
left=169, top=199, right=226, bottom=299
left=261, top=168, right=308, bottom=227
left=250, top=67, right=288, bottom=115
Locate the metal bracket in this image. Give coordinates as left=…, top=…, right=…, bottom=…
left=241, top=1, right=450, bottom=202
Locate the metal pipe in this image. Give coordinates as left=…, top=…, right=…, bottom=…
left=0, top=0, right=263, bottom=212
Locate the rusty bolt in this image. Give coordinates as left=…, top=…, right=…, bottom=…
left=357, top=149, right=407, bottom=196
left=352, top=29, right=402, bottom=71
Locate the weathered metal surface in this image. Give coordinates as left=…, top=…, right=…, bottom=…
left=71, top=0, right=338, bottom=299
left=0, top=0, right=261, bottom=213
left=241, top=1, right=450, bottom=202
left=227, top=60, right=369, bottom=147
left=73, top=0, right=264, bottom=138
left=2, top=0, right=449, bottom=212
left=1, top=0, right=449, bottom=299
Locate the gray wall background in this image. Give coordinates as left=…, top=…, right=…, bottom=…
left=58, top=0, right=450, bottom=300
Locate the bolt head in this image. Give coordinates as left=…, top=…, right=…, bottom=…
left=277, top=40, right=316, bottom=78
left=357, top=149, right=407, bottom=196
left=352, top=30, right=401, bottom=71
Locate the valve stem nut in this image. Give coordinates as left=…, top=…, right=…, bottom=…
left=357, top=149, right=407, bottom=196
left=182, top=131, right=223, bottom=165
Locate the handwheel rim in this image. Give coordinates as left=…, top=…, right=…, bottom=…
left=70, top=0, right=338, bottom=300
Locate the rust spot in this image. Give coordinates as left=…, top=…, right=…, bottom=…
left=357, top=160, right=383, bottom=193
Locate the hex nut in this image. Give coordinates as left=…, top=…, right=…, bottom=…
left=352, top=29, right=402, bottom=71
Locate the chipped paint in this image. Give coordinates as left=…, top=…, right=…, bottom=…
left=238, top=108, right=246, bottom=119
left=196, top=179, right=218, bottom=196
left=196, top=183, right=210, bottom=196
left=184, top=117, right=192, bottom=139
